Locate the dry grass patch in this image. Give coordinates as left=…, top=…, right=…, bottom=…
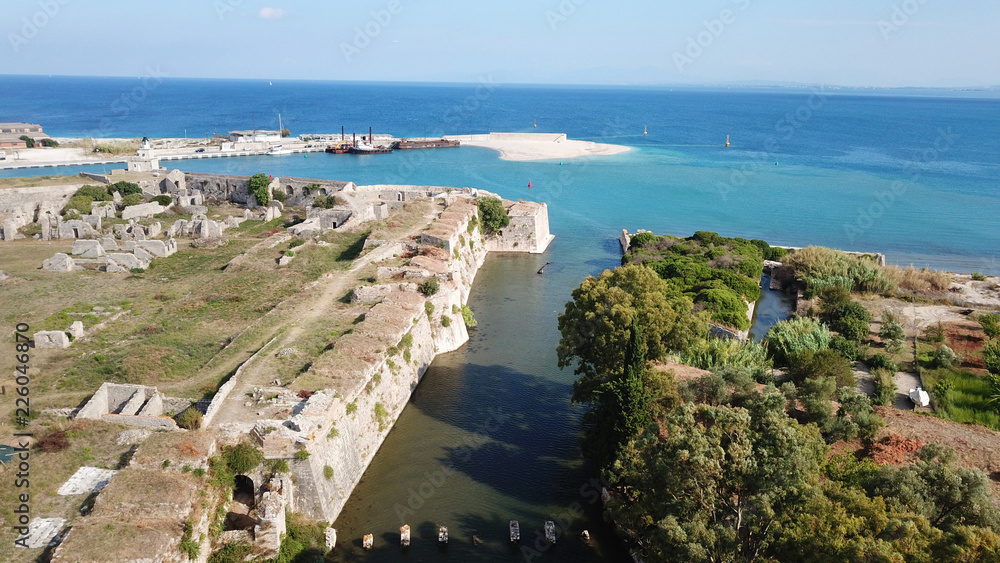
left=885, top=265, right=952, bottom=294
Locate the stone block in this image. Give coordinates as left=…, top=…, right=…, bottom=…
left=72, top=239, right=105, bottom=258
left=121, top=202, right=165, bottom=221
left=135, top=240, right=171, bottom=257
left=100, top=236, right=119, bottom=251
left=133, top=246, right=153, bottom=264
left=34, top=330, right=70, bottom=349
left=69, top=321, right=84, bottom=339
left=325, top=528, right=337, bottom=549
left=107, top=253, right=146, bottom=271
left=42, top=253, right=75, bottom=271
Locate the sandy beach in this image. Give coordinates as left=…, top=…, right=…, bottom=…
left=444, top=133, right=631, bottom=161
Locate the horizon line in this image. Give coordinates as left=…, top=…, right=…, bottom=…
left=2, top=73, right=998, bottom=92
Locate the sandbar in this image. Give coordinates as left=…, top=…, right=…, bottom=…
left=444, top=133, right=631, bottom=162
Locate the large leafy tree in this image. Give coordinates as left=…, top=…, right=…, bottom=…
left=558, top=264, right=701, bottom=403
left=606, top=393, right=827, bottom=562
left=476, top=196, right=510, bottom=235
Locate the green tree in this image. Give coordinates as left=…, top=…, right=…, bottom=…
left=280, top=128, right=290, bottom=138
left=19, top=135, right=34, bottom=148
left=582, top=314, right=652, bottom=469
left=880, top=314, right=907, bottom=354
left=247, top=173, right=271, bottom=206
left=476, top=197, right=509, bottom=235
left=558, top=264, right=697, bottom=403
left=786, top=348, right=855, bottom=390
left=40, top=137, right=59, bottom=147
left=606, top=394, right=826, bottom=562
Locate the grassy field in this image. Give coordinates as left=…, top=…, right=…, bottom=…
left=0, top=209, right=370, bottom=425
left=0, top=174, right=88, bottom=189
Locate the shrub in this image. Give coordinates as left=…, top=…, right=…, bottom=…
left=63, top=194, right=93, bottom=215
left=323, top=465, right=334, bottom=480
left=884, top=265, right=952, bottom=292
left=477, top=197, right=510, bottom=235
left=461, top=305, right=477, bottom=328
left=425, top=301, right=435, bottom=317
left=834, top=316, right=870, bottom=343
left=36, top=429, right=70, bottom=453
left=346, top=401, right=358, bottom=415
left=419, top=277, right=440, bottom=296
left=108, top=181, right=142, bottom=196
left=829, top=335, right=864, bottom=362
left=175, top=408, right=203, bottom=430
left=931, top=344, right=960, bottom=369
left=872, top=368, right=896, bottom=406
left=879, top=314, right=906, bottom=352
left=984, top=342, right=1000, bottom=376
left=866, top=352, right=898, bottom=373
left=289, top=238, right=305, bottom=249
left=979, top=313, right=1000, bottom=341
left=764, top=317, right=832, bottom=367
left=972, top=272, right=987, bottom=281
left=441, top=315, right=451, bottom=327
left=629, top=231, right=658, bottom=251
left=40, top=137, right=59, bottom=147
left=120, top=193, right=143, bottom=207
left=311, top=194, right=336, bottom=208
left=19, top=135, right=35, bottom=148
left=294, top=450, right=310, bottom=460
left=222, top=442, right=264, bottom=474
left=247, top=173, right=271, bottom=206
left=270, top=189, right=286, bottom=203
left=75, top=185, right=113, bottom=201
left=152, top=195, right=172, bottom=206
left=787, top=348, right=856, bottom=390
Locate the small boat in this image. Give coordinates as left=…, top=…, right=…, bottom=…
left=362, top=534, right=374, bottom=550
left=544, top=520, right=556, bottom=544
left=325, top=141, right=351, bottom=154
left=510, top=520, right=520, bottom=542
left=580, top=529, right=591, bottom=541
left=438, top=526, right=448, bottom=544
left=267, top=144, right=290, bottom=155
left=400, top=524, right=411, bottom=548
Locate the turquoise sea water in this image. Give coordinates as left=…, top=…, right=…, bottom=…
left=2, top=78, right=999, bottom=560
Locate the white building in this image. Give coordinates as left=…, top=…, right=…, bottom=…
left=229, top=130, right=282, bottom=143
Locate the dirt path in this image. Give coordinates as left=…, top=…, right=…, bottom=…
left=208, top=204, right=440, bottom=428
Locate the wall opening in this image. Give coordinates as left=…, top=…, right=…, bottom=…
left=286, top=186, right=294, bottom=196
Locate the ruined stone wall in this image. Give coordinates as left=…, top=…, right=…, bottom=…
left=288, top=200, right=490, bottom=522
left=0, top=184, right=80, bottom=215
left=485, top=200, right=554, bottom=254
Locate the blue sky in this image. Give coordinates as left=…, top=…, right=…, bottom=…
left=2, top=0, right=998, bottom=87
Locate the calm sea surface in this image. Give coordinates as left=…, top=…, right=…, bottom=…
left=2, top=77, right=998, bottom=560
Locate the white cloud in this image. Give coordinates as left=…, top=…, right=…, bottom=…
left=258, top=7, right=287, bottom=19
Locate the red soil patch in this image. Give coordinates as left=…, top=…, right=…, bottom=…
left=870, top=434, right=923, bottom=465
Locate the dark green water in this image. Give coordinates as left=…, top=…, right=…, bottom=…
left=328, top=249, right=632, bottom=562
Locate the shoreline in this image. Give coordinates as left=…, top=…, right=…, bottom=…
left=444, top=132, right=632, bottom=161
left=0, top=132, right=632, bottom=170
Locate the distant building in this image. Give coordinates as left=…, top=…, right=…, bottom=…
left=0, top=122, right=44, bottom=148
left=229, top=130, right=281, bottom=143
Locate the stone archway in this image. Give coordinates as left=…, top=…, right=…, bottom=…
left=234, top=475, right=255, bottom=507
left=225, top=475, right=258, bottom=531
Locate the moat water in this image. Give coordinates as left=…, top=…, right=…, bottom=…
left=2, top=79, right=999, bottom=560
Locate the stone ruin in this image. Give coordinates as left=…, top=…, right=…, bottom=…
left=76, top=382, right=179, bottom=430
left=42, top=236, right=178, bottom=273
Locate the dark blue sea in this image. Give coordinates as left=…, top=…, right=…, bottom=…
left=2, top=76, right=999, bottom=561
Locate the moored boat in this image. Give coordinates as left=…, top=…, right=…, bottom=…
left=510, top=520, right=520, bottom=542
left=395, top=138, right=460, bottom=150
left=400, top=524, right=411, bottom=548
left=267, top=144, right=290, bottom=155
left=544, top=520, right=556, bottom=544
left=362, top=534, right=373, bottom=550
left=438, top=526, right=448, bottom=544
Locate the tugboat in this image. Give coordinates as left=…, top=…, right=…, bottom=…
left=400, top=524, right=411, bottom=548
left=510, top=520, right=520, bottom=543
left=544, top=521, right=557, bottom=544
left=438, top=526, right=448, bottom=545
left=348, top=127, right=393, bottom=154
